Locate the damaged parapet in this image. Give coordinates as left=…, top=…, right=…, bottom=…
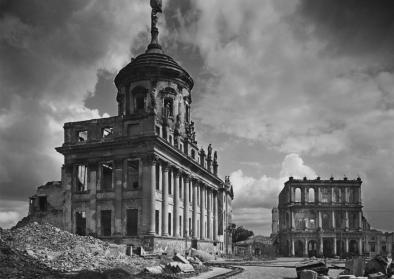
left=18, top=181, right=64, bottom=229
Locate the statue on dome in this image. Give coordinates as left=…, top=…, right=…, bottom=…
left=150, top=0, right=162, bottom=46
left=213, top=151, right=217, bottom=162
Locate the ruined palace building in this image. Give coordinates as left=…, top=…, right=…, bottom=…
left=29, top=1, right=234, bottom=254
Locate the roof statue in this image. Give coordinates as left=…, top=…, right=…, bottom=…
left=149, top=0, right=162, bottom=50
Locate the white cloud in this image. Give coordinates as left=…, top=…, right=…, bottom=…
left=0, top=211, right=20, bottom=229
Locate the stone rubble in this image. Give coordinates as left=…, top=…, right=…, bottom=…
left=0, top=222, right=159, bottom=275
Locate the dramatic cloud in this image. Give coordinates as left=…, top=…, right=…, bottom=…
left=231, top=153, right=316, bottom=234
left=1, top=0, right=394, bottom=235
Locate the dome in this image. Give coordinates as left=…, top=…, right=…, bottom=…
left=114, top=49, right=194, bottom=91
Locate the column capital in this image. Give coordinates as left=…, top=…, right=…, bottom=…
left=162, top=161, right=170, bottom=172
left=143, top=153, right=159, bottom=165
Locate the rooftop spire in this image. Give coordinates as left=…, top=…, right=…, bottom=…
left=147, top=0, right=163, bottom=53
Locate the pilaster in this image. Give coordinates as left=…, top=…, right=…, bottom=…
left=162, top=162, right=169, bottom=236
left=200, top=183, right=205, bottom=240
left=192, top=178, right=198, bottom=239
left=174, top=169, right=180, bottom=237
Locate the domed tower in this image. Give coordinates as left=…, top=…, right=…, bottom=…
left=114, top=1, right=194, bottom=148
left=56, top=0, right=233, bottom=255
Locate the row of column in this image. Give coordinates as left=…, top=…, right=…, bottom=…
left=290, top=186, right=361, bottom=204
left=290, top=237, right=363, bottom=256
left=288, top=209, right=362, bottom=230
left=148, top=156, right=219, bottom=241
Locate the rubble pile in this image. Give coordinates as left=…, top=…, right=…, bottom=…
left=0, top=222, right=158, bottom=274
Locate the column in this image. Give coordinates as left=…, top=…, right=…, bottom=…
left=162, top=163, right=169, bottom=236
left=114, top=164, right=123, bottom=234
left=319, top=237, right=324, bottom=255
left=147, top=156, right=157, bottom=235
left=333, top=237, right=337, bottom=256
left=88, top=164, right=97, bottom=234
left=318, top=211, right=322, bottom=229
left=358, top=211, right=362, bottom=229
left=213, top=190, right=218, bottom=241
left=304, top=239, right=308, bottom=256
left=291, top=210, right=295, bottom=229
left=316, top=187, right=320, bottom=203
left=331, top=187, right=335, bottom=203
left=174, top=170, right=180, bottom=237
left=358, top=238, right=362, bottom=255
left=345, top=238, right=349, bottom=253
left=332, top=211, right=336, bottom=229
left=184, top=175, right=190, bottom=238
left=345, top=211, right=349, bottom=230
left=345, top=187, right=349, bottom=203
left=200, top=183, right=205, bottom=240
left=192, top=178, right=198, bottom=239
left=291, top=239, right=295, bottom=256
left=207, top=188, right=212, bottom=240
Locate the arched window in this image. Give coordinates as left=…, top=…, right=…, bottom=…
left=131, top=86, right=147, bottom=113
left=308, top=188, right=315, bottom=203
left=295, top=188, right=301, bottom=202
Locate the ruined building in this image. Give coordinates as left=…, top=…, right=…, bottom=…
left=276, top=177, right=363, bottom=257
left=28, top=2, right=234, bottom=254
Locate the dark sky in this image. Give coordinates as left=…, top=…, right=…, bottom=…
left=1, top=0, right=394, bottom=235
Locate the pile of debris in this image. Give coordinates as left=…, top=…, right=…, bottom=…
left=144, top=252, right=209, bottom=276
left=0, top=222, right=158, bottom=274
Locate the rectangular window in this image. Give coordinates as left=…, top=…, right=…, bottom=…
left=38, top=196, right=47, bottom=211
left=168, top=213, right=172, bottom=236
left=168, top=170, right=172, bottom=195
left=180, top=143, right=183, bottom=152
left=127, top=160, right=139, bottom=189
left=155, top=164, right=160, bottom=190
left=321, top=188, right=330, bottom=203
left=155, top=125, right=161, bottom=136
left=102, top=163, right=113, bottom=191
left=370, top=243, right=375, bottom=252
left=169, top=135, right=173, bottom=145
left=102, top=127, right=113, bottom=138
left=77, top=130, right=88, bottom=142
left=126, top=209, right=138, bottom=236
left=75, top=211, right=86, bottom=236
left=76, top=165, right=88, bottom=192
left=101, top=210, right=111, bottom=236
left=155, top=210, right=160, bottom=234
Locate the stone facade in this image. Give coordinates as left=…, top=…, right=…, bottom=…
left=276, top=177, right=364, bottom=257
left=51, top=3, right=234, bottom=255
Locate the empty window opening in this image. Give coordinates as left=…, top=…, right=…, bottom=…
left=126, top=209, right=138, bottom=236
left=180, top=143, right=183, bottom=152
left=127, top=160, right=139, bottom=189
left=77, top=165, right=88, bottom=192
left=102, top=163, right=113, bottom=191
left=38, top=196, right=47, bottom=211
left=101, top=210, right=111, bottom=236
left=75, top=211, right=86, bottom=236
left=334, top=188, right=341, bottom=203
left=168, top=169, right=172, bottom=195
left=169, top=135, right=173, bottom=145
left=322, top=213, right=330, bottom=229
left=294, top=188, right=301, bottom=202
left=102, top=127, right=113, bottom=138
left=155, top=210, right=160, bottom=234
left=164, top=98, right=174, bottom=117
left=308, top=188, right=315, bottom=203
left=168, top=213, right=172, bottom=236
left=191, top=149, right=196, bottom=159
left=321, top=188, right=330, bottom=203
left=155, top=163, right=160, bottom=190
left=132, top=86, right=147, bottom=112
left=77, top=130, right=88, bottom=142
left=155, top=125, right=161, bottom=136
